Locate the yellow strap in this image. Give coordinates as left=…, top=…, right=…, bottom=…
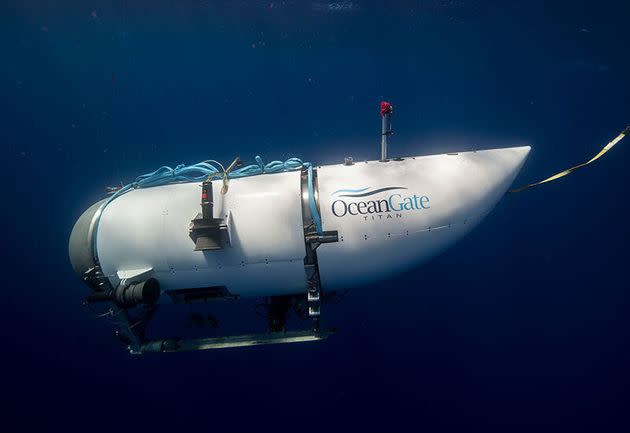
left=508, top=126, right=629, bottom=193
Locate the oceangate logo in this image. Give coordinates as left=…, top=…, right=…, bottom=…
left=330, top=187, right=430, bottom=220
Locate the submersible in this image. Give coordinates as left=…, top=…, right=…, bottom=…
left=69, top=102, right=625, bottom=354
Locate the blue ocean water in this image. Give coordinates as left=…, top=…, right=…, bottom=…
left=3, top=1, right=630, bottom=431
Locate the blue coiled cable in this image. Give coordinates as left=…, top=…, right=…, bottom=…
left=94, top=156, right=323, bottom=258
left=106, top=156, right=305, bottom=205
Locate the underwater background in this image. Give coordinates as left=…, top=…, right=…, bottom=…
left=2, top=1, right=630, bottom=431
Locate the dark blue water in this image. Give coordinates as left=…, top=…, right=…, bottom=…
left=3, top=1, right=630, bottom=431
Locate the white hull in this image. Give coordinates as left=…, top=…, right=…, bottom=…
left=89, top=146, right=530, bottom=299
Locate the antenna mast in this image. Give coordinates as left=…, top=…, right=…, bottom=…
left=380, top=101, right=393, bottom=161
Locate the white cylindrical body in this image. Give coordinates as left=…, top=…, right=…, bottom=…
left=88, top=146, right=530, bottom=300
left=96, top=171, right=307, bottom=296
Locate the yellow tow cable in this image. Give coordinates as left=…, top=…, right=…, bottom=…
left=508, top=125, right=630, bottom=193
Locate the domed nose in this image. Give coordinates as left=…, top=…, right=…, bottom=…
left=68, top=199, right=106, bottom=283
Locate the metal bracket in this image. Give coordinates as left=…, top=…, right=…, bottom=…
left=189, top=180, right=227, bottom=251
left=300, top=166, right=338, bottom=331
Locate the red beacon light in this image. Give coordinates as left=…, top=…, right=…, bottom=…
left=380, top=101, right=393, bottom=117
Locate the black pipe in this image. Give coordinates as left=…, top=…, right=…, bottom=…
left=114, top=278, right=161, bottom=308
left=86, top=279, right=161, bottom=308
